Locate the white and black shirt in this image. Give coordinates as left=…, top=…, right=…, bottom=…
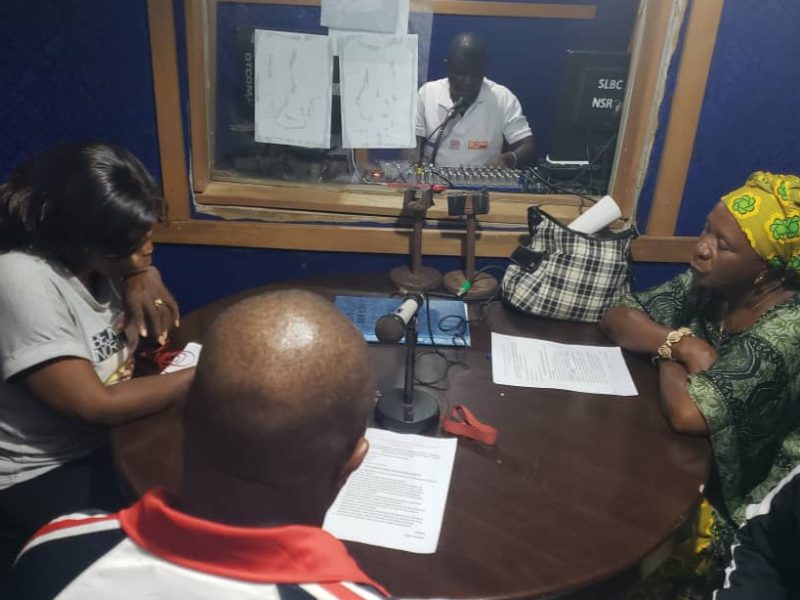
left=11, top=488, right=392, bottom=600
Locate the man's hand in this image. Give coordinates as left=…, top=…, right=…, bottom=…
left=671, top=336, right=718, bottom=374
left=122, top=266, right=180, bottom=346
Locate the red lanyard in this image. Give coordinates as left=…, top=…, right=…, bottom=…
left=441, top=405, right=498, bottom=446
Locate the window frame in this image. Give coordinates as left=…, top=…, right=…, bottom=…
left=148, top=0, right=725, bottom=261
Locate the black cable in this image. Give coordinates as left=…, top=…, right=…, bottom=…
left=417, top=122, right=445, bottom=166
left=462, top=266, right=505, bottom=325
left=429, top=110, right=459, bottom=167
left=426, top=96, right=474, bottom=168
left=413, top=295, right=469, bottom=398
left=566, top=132, right=618, bottom=186
left=524, top=166, right=563, bottom=193
left=384, top=288, right=501, bottom=400
left=423, top=168, right=453, bottom=187
left=426, top=266, right=505, bottom=325
left=417, top=103, right=459, bottom=167
left=523, top=166, right=597, bottom=210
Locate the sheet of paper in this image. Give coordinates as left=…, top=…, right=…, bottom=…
left=321, top=0, right=402, bottom=33
left=323, top=428, right=457, bottom=554
left=339, top=34, right=417, bottom=148
left=254, top=30, right=332, bottom=148
left=161, top=342, right=202, bottom=374
left=491, top=332, right=638, bottom=396
left=328, top=0, right=409, bottom=55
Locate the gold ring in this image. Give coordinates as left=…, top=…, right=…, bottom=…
left=153, top=298, right=165, bottom=307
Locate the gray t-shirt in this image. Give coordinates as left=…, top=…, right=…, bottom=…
left=0, top=251, right=134, bottom=489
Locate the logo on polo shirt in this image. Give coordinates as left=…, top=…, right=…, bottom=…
left=449, top=139, right=461, bottom=150
left=468, top=140, right=488, bottom=150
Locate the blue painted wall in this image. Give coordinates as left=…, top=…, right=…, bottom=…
left=632, top=0, right=800, bottom=289
left=636, top=0, right=800, bottom=238
left=674, top=0, right=800, bottom=236
left=0, top=1, right=161, bottom=184
left=1, top=0, right=798, bottom=313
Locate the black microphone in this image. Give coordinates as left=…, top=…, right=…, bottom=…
left=375, top=293, right=424, bottom=343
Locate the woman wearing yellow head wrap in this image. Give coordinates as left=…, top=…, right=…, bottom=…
left=599, top=172, right=800, bottom=596
left=722, top=171, right=800, bottom=277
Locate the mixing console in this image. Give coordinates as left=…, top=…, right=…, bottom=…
left=423, top=166, right=558, bottom=193
left=369, top=162, right=557, bottom=193
left=421, top=166, right=523, bottom=190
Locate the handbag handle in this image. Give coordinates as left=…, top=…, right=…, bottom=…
left=526, top=205, right=637, bottom=240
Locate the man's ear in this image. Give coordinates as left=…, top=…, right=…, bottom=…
left=335, top=437, right=369, bottom=490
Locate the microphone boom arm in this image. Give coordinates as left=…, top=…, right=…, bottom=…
left=420, top=97, right=465, bottom=168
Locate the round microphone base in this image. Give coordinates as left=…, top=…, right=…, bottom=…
left=443, top=270, right=498, bottom=300
left=390, top=266, right=442, bottom=293
left=375, top=388, right=440, bottom=435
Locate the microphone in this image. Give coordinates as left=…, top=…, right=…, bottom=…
left=429, top=99, right=465, bottom=167
left=418, top=97, right=464, bottom=167
left=375, top=293, right=424, bottom=343
left=451, top=95, right=467, bottom=115
left=373, top=291, right=440, bottom=433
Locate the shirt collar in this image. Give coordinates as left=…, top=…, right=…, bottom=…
left=118, top=488, right=388, bottom=594
left=437, top=77, right=488, bottom=110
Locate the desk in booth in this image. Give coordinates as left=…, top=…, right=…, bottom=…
left=112, top=275, right=711, bottom=600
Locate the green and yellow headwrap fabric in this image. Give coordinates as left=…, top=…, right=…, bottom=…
left=721, top=171, right=800, bottom=274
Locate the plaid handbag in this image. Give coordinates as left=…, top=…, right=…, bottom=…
left=501, top=205, right=636, bottom=322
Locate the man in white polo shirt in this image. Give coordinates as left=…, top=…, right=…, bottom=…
left=416, top=33, right=534, bottom=168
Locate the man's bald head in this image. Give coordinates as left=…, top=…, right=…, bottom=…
left=444, top=33, right=488, bottom=75
left=444, top=33, right=487, bottom=105
left=183, top=290, right=374, bottom=497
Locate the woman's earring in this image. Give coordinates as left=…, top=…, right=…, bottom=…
left=753, top=271, right=767, bottom=286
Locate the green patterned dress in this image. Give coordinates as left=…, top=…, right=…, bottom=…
left=615, top=270, right=800, bottom=527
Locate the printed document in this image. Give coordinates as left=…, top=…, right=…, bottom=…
left=323, top=428, right=457, bottom=554
left=491, top=332, right=638, bottom=396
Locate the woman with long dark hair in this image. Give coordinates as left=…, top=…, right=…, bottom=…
left=0, top=143, right=192, bottom=556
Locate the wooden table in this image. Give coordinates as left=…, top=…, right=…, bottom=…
left=113, top=275, right=711, bottom=600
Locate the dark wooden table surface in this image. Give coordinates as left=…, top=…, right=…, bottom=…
left=112, top=275, right=711, bottom=600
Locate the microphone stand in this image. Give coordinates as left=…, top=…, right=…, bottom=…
left=429, top=105, right=460, bottom=167
left=443, top=190, right=498, bottom=300
left=389, top=187, right=442, bottom=292
left=374, top=312, right=440, bottom=434
left=417, top=97, right=464, bottom=171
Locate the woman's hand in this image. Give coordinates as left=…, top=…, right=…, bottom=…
left=122, top=266, right=180, bottom=345
left=671, top=336, right=718, bottom=374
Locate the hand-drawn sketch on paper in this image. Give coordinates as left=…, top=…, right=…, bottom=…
left=254, top=30, right=333, bottom=148
left=339, top=34, right=418, bottom=148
